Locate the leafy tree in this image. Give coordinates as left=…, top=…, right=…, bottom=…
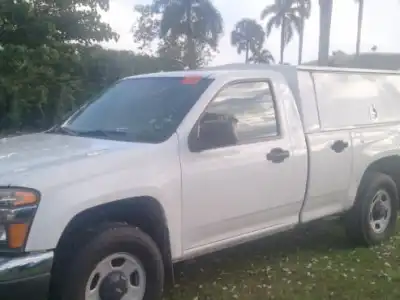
left=0, top=0, right=181, bottom=133
left=0, top=0, right=118, bottom=47
left=0, top=0, right=118, bottom=131
left=132, top=1, right=220, bottom=68
left=157, top=36, right=186, bottom=66
left=0, top=44, right=82, bottom=129
left=132, top=4, right=160, bottom=54
left=157, top=35, right=214, bottom=67
left=153, top=0, right=224, bottom=69
left=355, top=0, right=365, bottom=56
left=0, top=44, right=181, bottom=132
left=231, top=19, right=265, bottom=63
left=261, top=0, right=301, bottom=64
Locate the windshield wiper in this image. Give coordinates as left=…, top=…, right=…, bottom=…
left=51, top=127, right=160, bottom=143
left=78, top=129, right=164, bottom=143
left=48, top=126, right=79, bottom=136
left=74, top=129, right=128, bottom=138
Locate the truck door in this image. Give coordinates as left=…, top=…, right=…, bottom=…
left=178, top=75, right=308, bottom=251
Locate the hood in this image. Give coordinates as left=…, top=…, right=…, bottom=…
left=0, top=133, right=145, bottom=185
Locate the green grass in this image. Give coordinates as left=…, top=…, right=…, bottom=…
left=164, top=219, right=400, bottom=300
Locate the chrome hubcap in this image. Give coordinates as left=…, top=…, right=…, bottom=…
left=369, top=189, right=392, bottom=234
left=85, top=253, right=146, bottom=300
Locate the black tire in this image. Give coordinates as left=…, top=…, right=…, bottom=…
left=345, top=171, right=399, bottom=246
left=60, top=223, right=164, bottom=300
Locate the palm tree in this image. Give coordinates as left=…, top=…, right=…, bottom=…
left=154, top=0, right=223, bottom=69
left=248, top=49, right=275, bottom=64
left=296, top=0, right=311, bottom=64
left=355, top=0, right=365, bottom=56
left=231, top=19, right=265, bottom=63
left=261, top=0, right=301, bottom=64
left=318, top=0, right=333, bottom=66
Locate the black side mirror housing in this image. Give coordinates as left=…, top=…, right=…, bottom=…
left=189, top=112, right=238, bottom=152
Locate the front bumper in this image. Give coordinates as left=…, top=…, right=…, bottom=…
left=0, top=251, right=53, bottom=300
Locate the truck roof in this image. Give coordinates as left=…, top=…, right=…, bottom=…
left=125, top=64, right=297, bottom=80
left=124, top=63, right=400, bottom=81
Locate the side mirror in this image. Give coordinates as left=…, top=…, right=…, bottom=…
left=190, top=112, right=238, bottom=151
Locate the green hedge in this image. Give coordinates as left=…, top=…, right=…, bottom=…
left=0, top=44, right=182, bottom=133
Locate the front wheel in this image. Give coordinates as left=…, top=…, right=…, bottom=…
left=61, top=223, right=164, bottom=300
left=345, top=171, right=399, bottom=245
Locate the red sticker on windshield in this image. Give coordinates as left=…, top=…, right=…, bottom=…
left=181, top=76, right=202, bottom=84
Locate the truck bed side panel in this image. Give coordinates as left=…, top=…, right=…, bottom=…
left=300, top=69, right=400, bottom=221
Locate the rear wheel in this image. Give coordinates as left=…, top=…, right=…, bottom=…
left=345, top=171, right=399, bottom=245
left=61, top=223, right=164, bottom=300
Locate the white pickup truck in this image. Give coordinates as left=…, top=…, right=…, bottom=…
left=1, top=64, right=400, bottom=300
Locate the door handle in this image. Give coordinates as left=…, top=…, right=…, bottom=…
left=331, top=140, right=349, bottom=153
left=266, top=148, right=290, bottom=163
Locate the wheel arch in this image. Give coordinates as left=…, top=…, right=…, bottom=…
left=356, top=155, right=400, bottom=206
left=50, top=196, right=174, bottom=294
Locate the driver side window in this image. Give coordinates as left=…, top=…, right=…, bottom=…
left=191, top=80, right=279, bottom=151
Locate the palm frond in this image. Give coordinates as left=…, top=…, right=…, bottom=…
left=248, top=48, right=275, bottom=64
left=284, top=25, right=293, bottom=46
left=294, top=0, right=312, bottom=18
left=260, top=4, right=278, bottom=20
left=265, top=16, right=279, bottom=36
left=230, top=31, right=246, bottom=54
left=231, top=18, right=265, bottom=56
left=289, top=13, right=302, bottom=34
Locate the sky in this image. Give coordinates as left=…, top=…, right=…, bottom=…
left=101, top=0, right=400, bottom=66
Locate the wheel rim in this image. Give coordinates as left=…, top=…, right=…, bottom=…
left=369, top=189, right=392, bottom=234
left=85, top=252, right=146, bottom=300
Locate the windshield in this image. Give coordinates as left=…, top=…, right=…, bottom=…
left=57, top=76, right=213, bottom=143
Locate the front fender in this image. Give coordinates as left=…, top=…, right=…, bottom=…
left=25, top=173, right=182, bottom=260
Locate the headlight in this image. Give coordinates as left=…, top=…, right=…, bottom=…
left=0, top=188, right=40, bottom=250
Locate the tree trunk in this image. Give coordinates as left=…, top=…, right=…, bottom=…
left=318, top=0, right=333, bottom=66
left=185, top=0, right=196, bottom=69
left=298, top=1, right=305, bottom=65
left=355, top=0, right=364, bottom=56
left=245, top=41, right=249, bottom=63
left=280, top=19, right=285, bottom=64
left=298, top=16, right=304, bottom=65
